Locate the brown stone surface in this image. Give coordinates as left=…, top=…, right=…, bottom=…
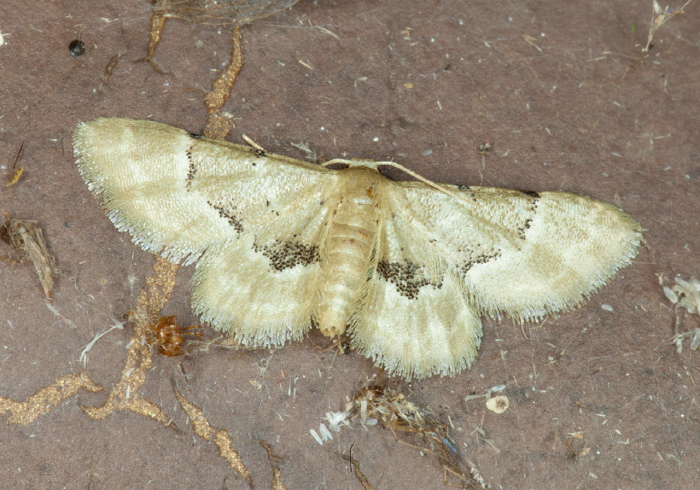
left=1, top=0, right=698, bottom=488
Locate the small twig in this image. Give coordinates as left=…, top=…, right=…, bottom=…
left=643, top=0, right=693, bottom=52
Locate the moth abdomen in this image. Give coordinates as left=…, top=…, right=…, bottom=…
left=315, top=169, right=383, bottom=337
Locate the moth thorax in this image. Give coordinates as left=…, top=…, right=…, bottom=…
left=316, top=176, right=382, bottom=338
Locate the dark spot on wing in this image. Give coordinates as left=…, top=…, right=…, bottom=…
left=515, top=193, right=539, bottom=239
left=208, top=201, right=244, bottom=233
left=248, top=147, right=267, bottom=158
left=185, top=143, right=197, bottom=188
left=377, top=260, right=442, bottom=299
left=186, top=160, right=197, bottom=184
left=255, top=240, right=319, bottom=271
left=456, top=185, right=478, bottom=201
left=520, top=190, right=540, bottom=198
left=188, top=132, right=203, bottom=139
left=460, top=251, right=501, bottom=274
left=517, top=218, right=533, bottom=239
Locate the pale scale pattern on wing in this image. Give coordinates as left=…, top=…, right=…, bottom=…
left=73, top=118, right=643, bottom=380
left=392, top=183, right=642, bottom=321
left=73, top=118, right=331, bottom=265
left=348, top=180, right=641, bottom=378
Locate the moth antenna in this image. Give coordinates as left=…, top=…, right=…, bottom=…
left=324, top=158, right=484, bottom=206
left=372, top=160, right=481, bottom=207
left=324, top=158, right=480, bottom=208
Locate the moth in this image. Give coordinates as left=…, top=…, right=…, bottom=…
left=73, top=118, right=642, bottom=379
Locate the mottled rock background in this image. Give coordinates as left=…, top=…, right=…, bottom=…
left=1, top=0, right=698, bottom=488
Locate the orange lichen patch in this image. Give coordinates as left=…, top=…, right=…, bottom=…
left=82, top=257, right=178, bottom=425
left=1, top=219, right=57, bottom=298
left=204, top=27, right=242, bottom=127
left=173, top=389, right=252, bottom=487
left=0, top=372, right=103, bottom=425
left=201, top=25, right=243, bottom=140
left=271, top=467, right=286, bottom=490
left=81, top=338, right=171, bottom=424
left=146, top=315, right=202, bottom=357
left=136, top=10, right=167, bottom=73
left=205, top=112, right=236, bottom=140
left=259, top=440, right=287, bottom=490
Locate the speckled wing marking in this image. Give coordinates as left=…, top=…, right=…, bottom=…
left=347, top=180, right=641, bottom=378
left=74, top=118, right=331, bottom=264
left=74, top=118, right=643, bottom=380
left=74, top=118, right=333, bottom=344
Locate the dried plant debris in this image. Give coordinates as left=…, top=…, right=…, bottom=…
left=477, top=141, right=492, bottom=155
left=464, top=384, right=506, bottom=403
left=1, top=219, right=57, bottom=298
left=310, top=422, right=334, bottom=445
left=79, top=319, right=125, bottom=366
left=139, top=0, right=299, bottom=71
left=664, top=276, right=700, bottom=315
left=98, top=46, right=128, bottom=92
left=664, top=276, right=700, bottom=353
left=341, top=445, right=375, bottom=490
left=315, top=385, right=487, bottom=488
left=562, top=432, right=591, bottom=462
left=5, top=141, right=24, bottom=187
left=154, top=0, right=300, bottom=25
left=73, top=118, right=642, bottom=380
left=643, top=0, right=693, bottom=52
left=0, top=373, right=103, bottom=425
left=146, top=315, right=202, bottom=356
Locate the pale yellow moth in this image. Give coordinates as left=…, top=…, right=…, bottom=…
left=73, top=118, right=642, bottom=379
